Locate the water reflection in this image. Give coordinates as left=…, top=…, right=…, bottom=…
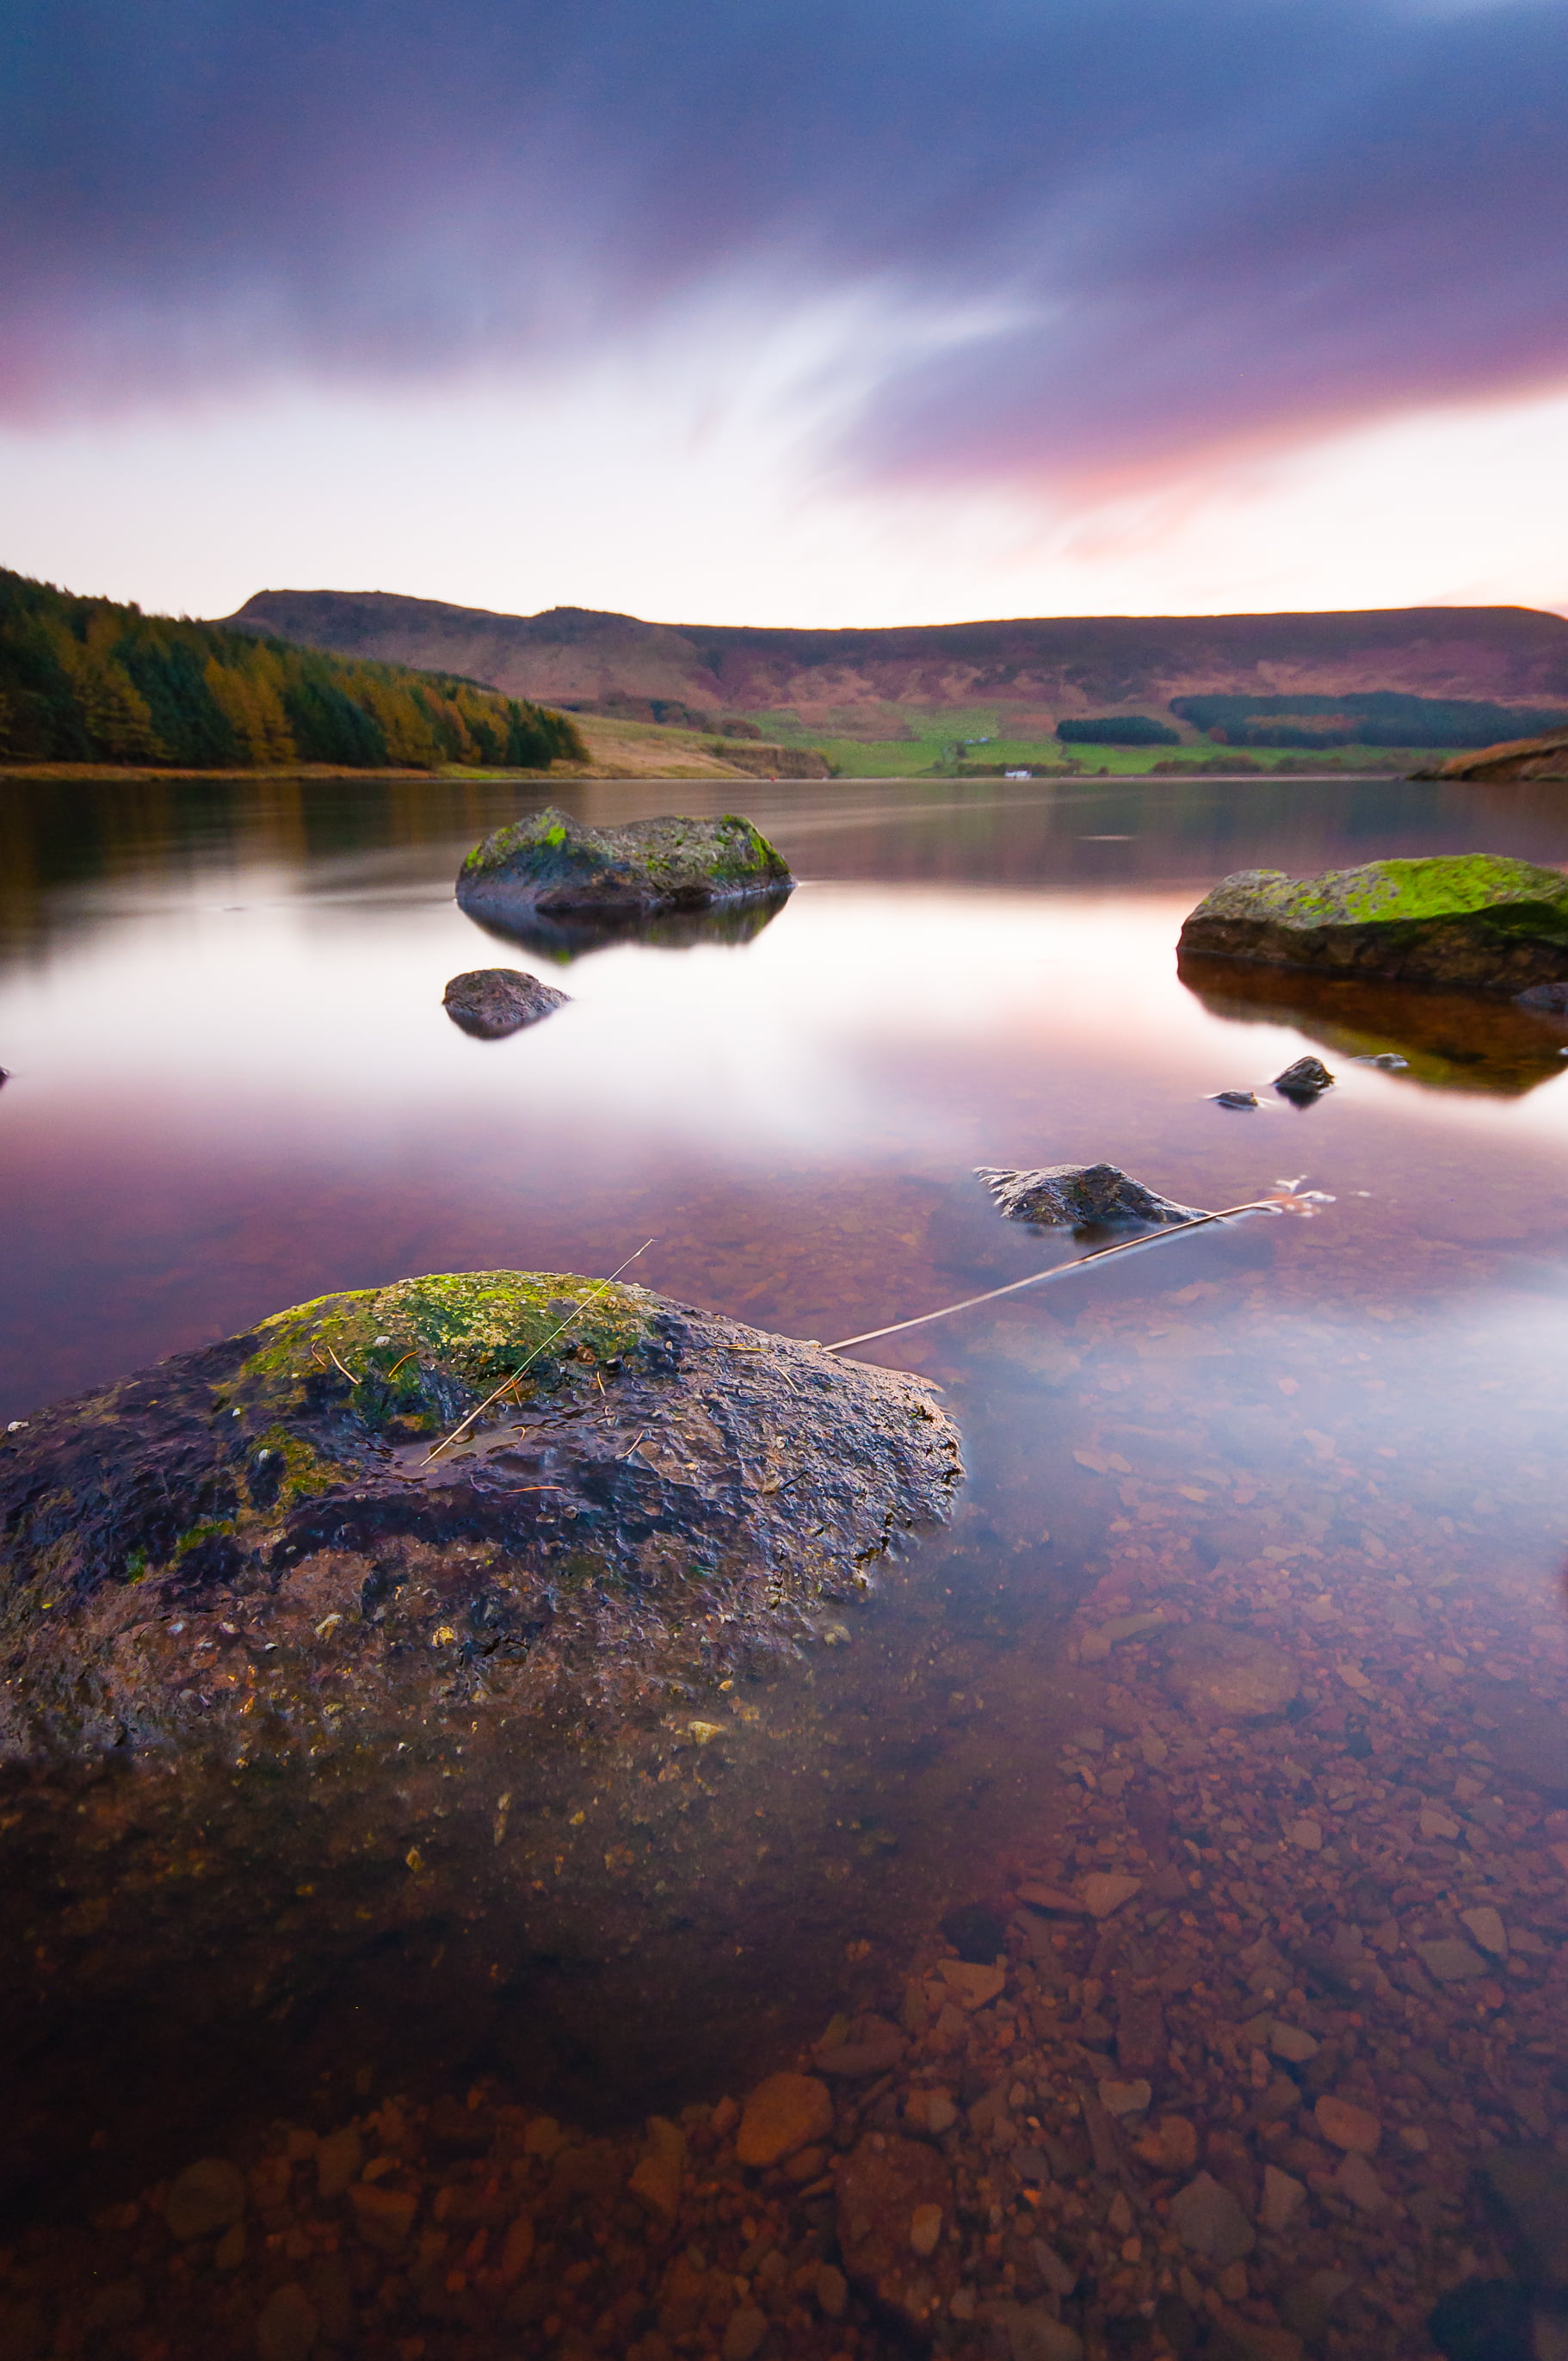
left=3, top=773, right=1568, bottom=2285
left=1177, top=951, right=1568, bottom=1095
left=464, top=890, right=793, bottom=964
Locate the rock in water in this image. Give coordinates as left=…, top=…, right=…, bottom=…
left=442, top=967, right=569, bottom=1036
left=1272, top=1055, right=1334, bottom=1097
left=456, top=806, right=793, bottom=926
left=0, top=1272, right=961, bottom=1763
left=977, top=1163, right=1206, bottom=1228
left=1178, top=855, right=1568, bottom=994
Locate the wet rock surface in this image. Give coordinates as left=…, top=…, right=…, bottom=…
left=1272, top=1058, right=1334, bottom=1100
left=977, top=1165, right=1207, bottom=1231
left=441, top=968, right=569, bottom=1036
left=1178, top=856, right=1568, bottom=995
left=456, top=806, right=793, bottom=927
left=0, top=1270, right=961, bottom=1765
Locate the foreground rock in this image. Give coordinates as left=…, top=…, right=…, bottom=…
left=456, top=805, right=793, bottom=928
left=977, top=1162, right=1205, bottom=1229
left=0, top=1270, right=960, bottom=1763
left=1178, top=855, right=1568, bottom=995
left=442, top=967, right=569, bottom=1035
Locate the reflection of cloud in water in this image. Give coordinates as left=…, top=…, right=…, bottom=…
left=463, top=890, right=792, bottom=965
left=1177, top=951, right=1568, bottom=1097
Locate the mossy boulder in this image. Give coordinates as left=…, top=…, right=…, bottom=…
left=1178, top=856, right=1568, bottom=993
left=0, top=1272, right=961, bottom=1764
left=456, top=806, right=793, bottom=927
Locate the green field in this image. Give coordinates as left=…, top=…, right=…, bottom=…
left=744, top=707, right=1446, bottom=779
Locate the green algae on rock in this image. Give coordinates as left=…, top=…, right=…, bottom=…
left=0, top=1272, right=961, bottom=1763
left=455, top=806, right=793, bottom=927
left=1178, top=855, right=1568, bottom=993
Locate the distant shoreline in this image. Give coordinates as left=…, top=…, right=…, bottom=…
left=0, top=760, right=1428, bottom=786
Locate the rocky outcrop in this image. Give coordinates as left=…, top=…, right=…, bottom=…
left=977, top=1163, right=1205, bottom=1229
left=1418, top=726, right=1568, bottom=782
left=441, top=967, right=569, bottom=1035
left=1178, top=855, right=1568, bottom=994
left=0, top=1270, right=961, bottom=1764
left=456, top=807, right=792, bottom=927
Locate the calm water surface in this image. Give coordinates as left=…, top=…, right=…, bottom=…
left=3, top=771, right=1567, bottom=2206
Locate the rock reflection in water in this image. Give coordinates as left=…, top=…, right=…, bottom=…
left=463, top=892, right=792, bottom=965
left=1178, top=949, right=1568, bottom=1095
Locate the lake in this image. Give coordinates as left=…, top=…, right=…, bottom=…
left=3, top=770, right=1566, bottom=2354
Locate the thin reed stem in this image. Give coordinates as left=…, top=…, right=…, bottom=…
left=824, top=1200, right=1285, bottom=1356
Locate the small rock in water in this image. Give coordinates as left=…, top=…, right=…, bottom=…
left=1170, top=2171, right=1256, bottom=2265
left=442, top=966, right=569, bottom=1037
left=1210, top=1089, right=1260, bottom=1109
left=164, top=2158, right=246, bottom=2240
left=1418, top=1938, right=1490, bottom=1983
left=977, top=1162, right=1206, bottom=1228
left=735, top=2072, right=832, bottom=2167
left=1163, top=1624, right=1300, bottom=1721
left=1516, top=980, right=1568, bottom=1011
left=1461, top=1904, right=1509, bottom=1958
left=1261, top=2165, right=1308, bottom=2234
left=993, top=2302, right=1085, bottom=2361
left=1315, top=2094, right=1381, bottom=2154
left=1080, top=1872, right=1141, bottom=1919
left=255, top=2284, right=318, bottom=2361
left=722, top=2303, right=769, bottom=2361
left=1351, top=1052, right=1410, bottom=1068
left=1273, top=1055, right=1335, bottom=1097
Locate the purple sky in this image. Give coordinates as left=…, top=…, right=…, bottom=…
left=3, top=0, right=1566, bottom=621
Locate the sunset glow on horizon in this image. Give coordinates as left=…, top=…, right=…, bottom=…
left=4, top=0, right=1567, bottom=624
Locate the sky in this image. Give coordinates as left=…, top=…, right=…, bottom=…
left=3, top=0, right=1567, bottom=627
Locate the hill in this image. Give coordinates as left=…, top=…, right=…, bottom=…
left=225, top=590, right=1568, bottom=748
left=0, top=570, right=585, bottom=771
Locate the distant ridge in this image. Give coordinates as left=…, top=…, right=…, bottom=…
left=223, top=590, right=1568, bottom=733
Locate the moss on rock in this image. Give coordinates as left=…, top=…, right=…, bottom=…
left=0, top=1271, right=961, bottom=1765
left=1178, top=855, right=1568, bottom=992
left=456, top=806, right=793, bottom=924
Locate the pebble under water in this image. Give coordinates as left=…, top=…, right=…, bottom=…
left=3, top=770, right=1568, bottom=2361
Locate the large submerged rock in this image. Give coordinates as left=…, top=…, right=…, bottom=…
left=0, top=1272, right=961, bottom=1763
left=456, top=806, right=793, bottom=928
left=1178, top=855, right=1568, bottom=994
left=977, top=1163, right=1205, bottom=1229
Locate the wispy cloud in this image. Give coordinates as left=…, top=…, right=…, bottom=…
left=4, top=0, right=1565, bottom=503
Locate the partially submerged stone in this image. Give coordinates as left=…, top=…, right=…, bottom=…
left=1272, top=1055, right=1334, bottom=1097
left=0, top=1270, right=961, bottom=1763
left=977, top=1162, right=1205, bottom=1229
left=441, top=967, right=569, bottom=1036
left=456, top=806, right=793, bottom=928
left=1178, top=856, right=1568, bottom=995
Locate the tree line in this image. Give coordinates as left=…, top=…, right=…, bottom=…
left=1170, top=690, right=1568, bottom=751
left=0, top=570, right=586, bottom=772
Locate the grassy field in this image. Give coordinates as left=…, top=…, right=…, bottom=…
left=744, top=707, right=1448, bottom=778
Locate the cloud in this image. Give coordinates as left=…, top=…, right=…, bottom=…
left=3, top=0, right=1565, bottom=499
